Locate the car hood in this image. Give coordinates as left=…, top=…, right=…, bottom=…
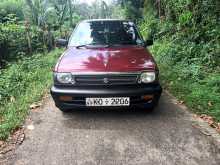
left=55, top=46, right=156, bottom=73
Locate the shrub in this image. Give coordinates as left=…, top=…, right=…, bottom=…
left=0, top=0, right=24, bottom=23
left=139, top=0, right=220, bottom=121
left=0, top=49, right=62, bottom=140
left=0, top=22, right=46, bottom=67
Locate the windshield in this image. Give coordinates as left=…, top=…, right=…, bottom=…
left=68, top=21, right=144, bottom=47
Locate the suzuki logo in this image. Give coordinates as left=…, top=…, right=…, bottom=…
left=103, top=53, right=109, bottom=67
left=103, top=78, right=109, bottom=84
left=103, top=59, right=108, bottom=67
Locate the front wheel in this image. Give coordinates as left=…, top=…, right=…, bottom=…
left=141, top=105, right=156, bottom=113
left=141, top=99, right=160, bottom=113
left=59, top=108, right=71, bottom=113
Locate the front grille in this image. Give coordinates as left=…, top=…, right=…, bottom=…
left=74, top=74, right=139, bottom=85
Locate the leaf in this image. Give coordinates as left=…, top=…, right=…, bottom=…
left=10, top=96, right=15, bottom=102
left=179, top=100, right=184, bottom=105
left=30, top=102, right=42, bottom=109
left=208, top=101, right=213, bottom=107
left=0, top=140, right=4, bottom=147
left=27, top=125, right=34, bottom=130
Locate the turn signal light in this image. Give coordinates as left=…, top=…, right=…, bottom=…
left=59, top=96, right=73, bottom=101
left=142, top=95, right=154, bottom=101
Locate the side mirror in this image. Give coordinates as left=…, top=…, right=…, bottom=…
left=56, top=39, right=68, bottom=47
left=144, top=39, right=153, bottom=47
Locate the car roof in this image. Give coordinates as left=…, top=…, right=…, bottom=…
left=82, top=19, right=132, bottom=23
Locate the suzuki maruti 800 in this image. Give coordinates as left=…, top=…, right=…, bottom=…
left=51, top=19, right=162, bottom=112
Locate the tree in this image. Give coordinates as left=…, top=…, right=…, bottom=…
left=115, top=0, right=145, bottom=21
left=68, top=0, right=73, bottom=27
left=101, top=1, right=109, bottom=18
left=0, top=0, right=25, bottom=23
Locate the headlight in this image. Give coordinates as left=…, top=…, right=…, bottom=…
left=56, top=73, right=74, bottom=84
left=140, top=72, right=156, bottom=83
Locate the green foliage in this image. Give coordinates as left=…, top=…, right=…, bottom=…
left=151, top=43, right=220, bottom=122
left=116, top=0, right=145, bottom=21
left=24, top=0, right=86, bottom=31
left=0, top=0, right=24, bottom=23
left=138, top=0, right=220, bottom=121
left=0, top=21, right=45, bottom=66
left=0, top=49, right=62, bottom=140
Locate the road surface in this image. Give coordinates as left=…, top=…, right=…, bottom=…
left=3, top=92, right=220, bottom=165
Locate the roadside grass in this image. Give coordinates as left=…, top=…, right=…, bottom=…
left=151, top=41, right=220, bottom=122
left=0, top=49, right=62, bottom=140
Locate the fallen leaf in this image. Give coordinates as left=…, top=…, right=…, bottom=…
left=10, top=96, right=15, bottom=102
left=0, top=145, right=14, bottom=154
left=192, top=124, right=211, bottom=136
left=200, top=114, right=206, bottom=118
left=208, top=120, right=214, bottom=126
left=193, top=114, right=198, bottom=118
left=217, top=123, right=220, bottom=132
left=0, top=141, right=4, bottom=147
left=16, top=133, right=25, bottom=145
left=27, top=125, right=34, bottom=130
left=30, top=102, right=41, bottom=109
left=208, top=101, right=212, bottom=107
left=198, top=114, right=220, bottom=132
left=179, top=100, right=184, bottom=105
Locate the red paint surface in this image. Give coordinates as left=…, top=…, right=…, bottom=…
left=55, top=46, right=157, bottom=73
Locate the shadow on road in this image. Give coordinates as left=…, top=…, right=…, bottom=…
left=59, top=94, right=186, bottom=131
left=8, top=93, right=220, bottom=165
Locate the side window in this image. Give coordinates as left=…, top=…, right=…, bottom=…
left=69, top=23, right=93, bottom=46
left=123, top=22, right=143, bottom=45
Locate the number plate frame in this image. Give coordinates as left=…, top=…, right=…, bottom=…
left=86, top=97, right=130, bottom=107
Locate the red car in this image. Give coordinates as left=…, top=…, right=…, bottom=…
left=51, top=19, right=162, bottom=112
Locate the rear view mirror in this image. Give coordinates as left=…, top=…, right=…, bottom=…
left=56, top=39, right=68, bottom=47
left=144, top=39, right=153, bottom=47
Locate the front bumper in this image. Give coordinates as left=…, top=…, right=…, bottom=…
left=50, top=84, right=162, bottom=110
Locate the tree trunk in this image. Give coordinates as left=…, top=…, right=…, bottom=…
left=158, top=0, right=161, bottom=19
left=68, top=0, right=73, bottom=28
left=25, top=0, right=38, bottom=25
left=26, top=31, right=32, bottom=54
left=25, top=21, right=32, bottom=54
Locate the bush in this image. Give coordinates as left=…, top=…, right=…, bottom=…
left=149, top=39, right=220, bottom=122
left=0, top=0, right=24, bottom=23
left=0, top=49, right=62, bottom=140
left=139, top=0, right=220, bottom=122
left=0, top=20, right=53, bottom=68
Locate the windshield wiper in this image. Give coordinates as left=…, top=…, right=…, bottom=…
left=76, top=44, right=92, bottom=49
left=76, top=44, right=110, bottom=49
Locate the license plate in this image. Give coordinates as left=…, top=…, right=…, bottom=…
left=86, top=97, right=130, bottom=107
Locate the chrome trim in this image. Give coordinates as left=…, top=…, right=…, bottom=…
left=70, top=71, right=152, bottom=76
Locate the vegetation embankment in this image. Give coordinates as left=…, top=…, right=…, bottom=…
left=143, top=1, right=220, bottom=122
left=117, top=0, right=220, bottom=122
left=0, top=49, right=62, bottom=140
left=0, top=0, right=92, bottom=140
left=0, top=0, right=67, bottom=140
left=0, top=0, right=116, bottom=140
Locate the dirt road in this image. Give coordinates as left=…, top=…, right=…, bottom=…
left=3, top=92, right=220, bottom=165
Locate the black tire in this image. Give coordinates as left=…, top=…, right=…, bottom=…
left=59, top=108, right=71, bottom=113
left=138, top=105, right=155, bottom=113
left=146, top=106, right=156, bottom=113
left=149, top=98, right=160, bottom=111
left=142, top=100, right=159, bottom=113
